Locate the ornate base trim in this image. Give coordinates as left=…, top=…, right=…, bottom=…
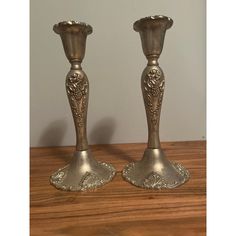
left=50, top=150, right=116, bottom=191
left=122, top=148, right=190, bottom=189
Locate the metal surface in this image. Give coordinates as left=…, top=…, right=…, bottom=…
left=50, top=21, right=116, bottom=191
left=122, top=16, right=190, bottom=189
left=50, top=150, right=115, bottom=191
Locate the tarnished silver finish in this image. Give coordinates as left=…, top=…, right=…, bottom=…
left=50, top=21, right=116, bottom=191
left=122, top=15, right=190, bottom=189
left=50, top=150, right=116, bottom=191
left=123, top=149, right=189, bottom=189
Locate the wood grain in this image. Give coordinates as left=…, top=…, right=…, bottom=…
left=30, top=141, right=206, bottom=236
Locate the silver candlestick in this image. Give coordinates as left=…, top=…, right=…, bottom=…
left=122, top=16, right=190, bottom=189
left=50, top=21, right=116, bottom=191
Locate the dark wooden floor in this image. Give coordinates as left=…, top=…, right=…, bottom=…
left=30, top=141, right=206, bottom=236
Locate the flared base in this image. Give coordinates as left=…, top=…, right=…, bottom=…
left=50, top=150, right=116, bottom=191
left=122, top=148, right=190, bottom=189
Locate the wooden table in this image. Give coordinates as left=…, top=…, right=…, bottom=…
left=30, top=141, right=206, bottom=236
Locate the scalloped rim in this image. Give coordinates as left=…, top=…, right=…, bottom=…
left=133, top=15, right=173, bottom=31
left=53, top=20, right=93, bottom=34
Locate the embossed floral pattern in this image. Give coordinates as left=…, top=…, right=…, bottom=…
left=50, top=162, right=116, bottom=191
left=122, top=161, right=190, bottom=189
left=143, top=172, right=167, bottom=189
left=66, top=72, right=88, bottom=127
left=143, top=68, right=165, bottom=125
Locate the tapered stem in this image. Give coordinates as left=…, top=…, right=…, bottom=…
left=66, top=61, right=89, bottom=151
left=141, top=56, right=165, bottom=149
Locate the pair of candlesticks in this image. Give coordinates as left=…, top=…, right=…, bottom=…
left=50, top=15, right=190, bottom=191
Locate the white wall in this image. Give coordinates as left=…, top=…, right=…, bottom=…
left=30, top=0, right=206, bottom=147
